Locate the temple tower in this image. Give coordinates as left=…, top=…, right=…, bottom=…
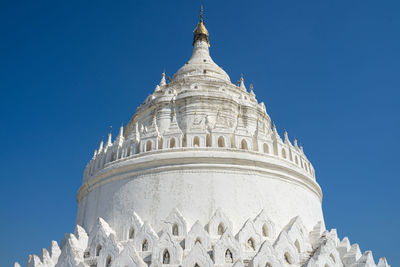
left=76, top=9, right=324, bottom=236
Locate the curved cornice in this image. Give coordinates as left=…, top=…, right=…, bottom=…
left=77, top=148, right=322, bottom=204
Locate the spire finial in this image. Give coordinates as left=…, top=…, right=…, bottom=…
left=99, top=137, right=104, bottom=152
left=119, top=123, right=124, bottom=136
left=107, top=127, right=112, bottom=146
left=160, top=71, right=166, bottom=86
left=284, top=129, right=290, bottom=144
left=240, top=74, right=246, bottom=91
left=193, top=5, right=209, bottom=46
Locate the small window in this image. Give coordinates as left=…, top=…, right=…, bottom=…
left=218, top=223, right=225, bottom=235
left=172, top=224, right=179, bottom=236
left=262, top=224, right=269, bottom=237
left=281, top=149, right=286, bottom=159
left=193, top=136, right=200, bottom=147
left=203, top=70, right=207, bottom=74
left=284, top=252, right=293, bottom=264
left=225, top=249, right=233, bottom=263
left=163, top=249, right=170, bottom=264
left=146, top=140, right=152, bottom=152
left=142, top=239, right=149, bottom=251
left=265, top=263, right=272, bottom=267
left=129, top=227, right=134, bottom=239
left=126, top=145, right=131, bottom=157
left=263, top=143, right=269, bottom=153
left=96, top=244, right=102, bottom=256
left=170, top=138, right=176, bottom=148
left=195, top=238, right=202, bottom=245
left=330, top=254, right=336, bottom=263
left=247, top=238, right=255, bottom=251
left=241, top=139, right=248, bottom=150
left=158, top=137, right=163, bottom=149
left=294, top=240, right=301, bottom=253
left=106, top=256, right=112, bottom=267
left=206, top=134, right=211, bottom=147
left=295, top=156, right=299, bottom=165
left=218, top=136, right=225, bottom=148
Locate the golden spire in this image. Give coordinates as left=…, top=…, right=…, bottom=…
left=193, top=5, right=210, bottom=47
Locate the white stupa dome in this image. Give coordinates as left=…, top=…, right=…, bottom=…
left=77, top=6, right=323, bottom=247
left=17, top=7, right=390, bottom=267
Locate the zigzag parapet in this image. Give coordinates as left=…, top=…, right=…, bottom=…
left=17, top=209, right=390, bottom=267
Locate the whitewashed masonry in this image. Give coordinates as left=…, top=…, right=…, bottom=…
left=17, top=8, right=390, bottom=267
left=19, top=209, right=390, bottom=267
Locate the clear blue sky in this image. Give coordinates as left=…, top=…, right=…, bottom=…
left=1, top=0, right=399, bottom=266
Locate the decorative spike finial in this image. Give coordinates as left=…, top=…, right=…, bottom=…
left=193, top=5, right=209, bottom=46
left=99, top=138, right=104, bottom=152
left=159, top=71, right=166, bottom=86
left=115, top=123, right=125, bottom=145
left=284, top=130, right=292, bottom=145
left=240, top=75, right=246, bottom=91
left=118, top=124, right=124, bottom=138
left=249, top=83, right=255, bottom=96
left=107, top=130, right=112, bottom=146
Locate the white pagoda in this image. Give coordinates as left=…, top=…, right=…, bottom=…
left=18, top=8, right=390, bottom=267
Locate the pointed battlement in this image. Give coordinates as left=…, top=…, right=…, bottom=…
left=84, top=114, right=315, bottom=181
left=17, top=209, right=391, bottom=267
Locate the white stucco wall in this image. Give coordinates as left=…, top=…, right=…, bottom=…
left=77, top=149, right=324, bottom=237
